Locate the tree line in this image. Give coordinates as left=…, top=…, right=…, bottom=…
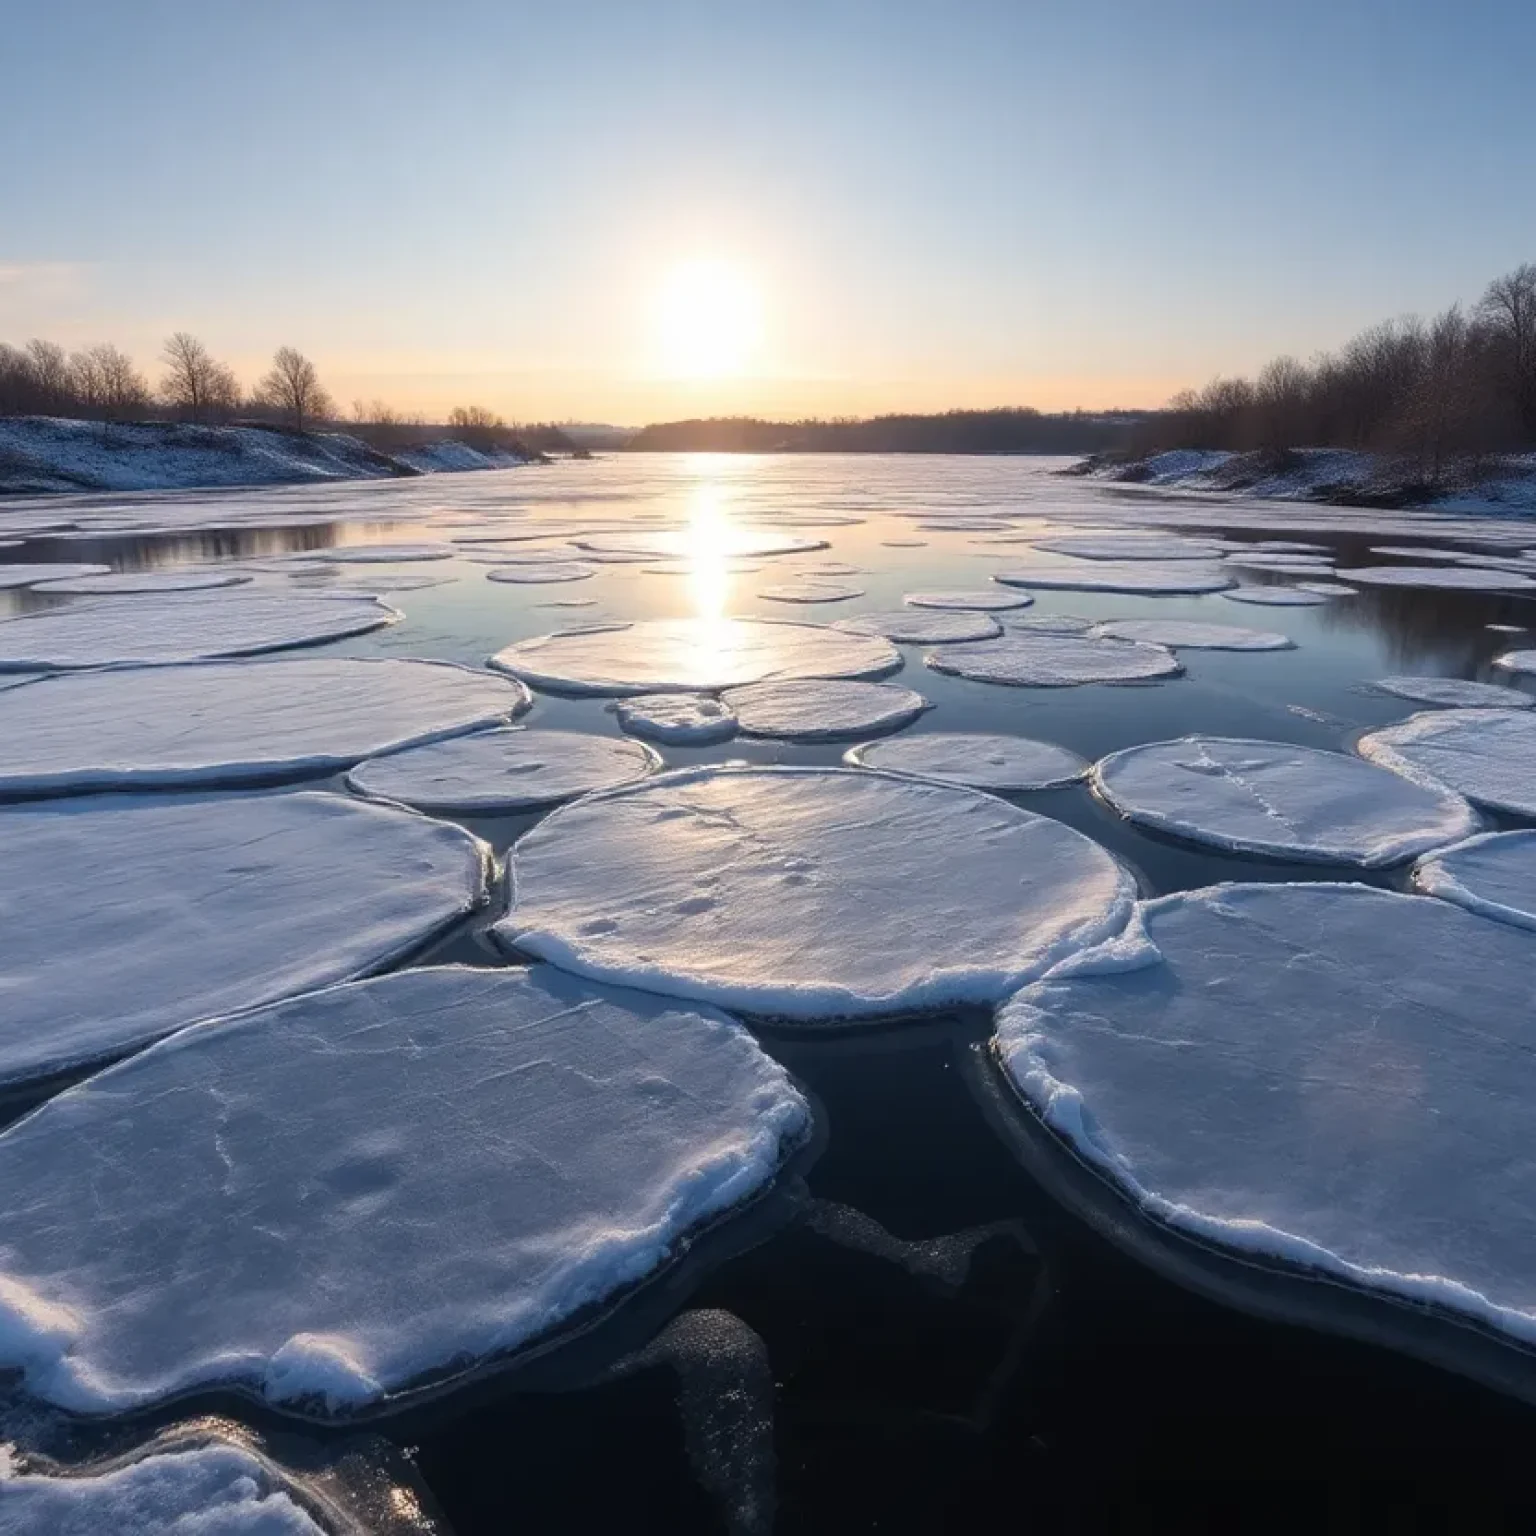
left=0, top=333, right=571, bottom=452
left=1133, top=262, right=1536, bottom=478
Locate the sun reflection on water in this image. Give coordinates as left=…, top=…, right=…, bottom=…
left=685, top=480, right=735, bottom=626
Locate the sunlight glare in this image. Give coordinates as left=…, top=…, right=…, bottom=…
left=685, top=479, right=734, bottom=625
left=658, top=260, right=762, bottom=379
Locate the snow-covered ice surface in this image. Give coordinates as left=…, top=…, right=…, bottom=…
left=757, top=581, right=863, bottom=603
left=1495, top=649, right=1536, bottom=675
left=314, top=543, right=456, bottom=563
left=347, top=727, right=660, bottom=812
left=995, top=882, right=1536, bottom=1349
left=1088, top=619, right=1293, bottom=651
left=903, top=589, right=1033, bottom=612
left=1339, top=565, right=1536, bottom=591
left=1003, top=613, right=1095, bottom=634
left=925, top=632, right=1182, bottom=688
left=1025, top=535, right=1229, bottom=561
left=0, top=591, right=397, bottom=671
left=28, top=569, right=254, bottom=594
left=1093, top=735, right=1477, bottom=867
left=485, top=562, right=597, bottom=584
left=499, top=765, right=1136, bottom=1022
left=844, top=732, right=1088, bottom=790
left=490, top=618, right=900, bottom=695
left=0, top=792, right=486, bottom=1088
left=0, top=658, right=530, bottom=795
left=991, top=562, right=1235, bottom=595
left=0, top=965, right=808, bottom=1416
left=611, top=693, right=739, bottom=745
left=0, top=563, right=109, bottom=589
left=1222, top=586, right=1331, bottom=607
left=831, top=610, right=1002, bottom=644
left=1372, top=675, right=1533, bottom=710
left=722, top=679, right=929, bottom=740
left=1296, top=580, right=1358, bottom=596
left=0, top=1441, right=326, bottom=1534
left=1358, top=708, right=1536, bottom=817
left=1414, top=831, right=1536, bottom=932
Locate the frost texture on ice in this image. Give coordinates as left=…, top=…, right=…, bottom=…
left=485, top=561, right=597, bottom=584
left=1222, top=586, right=1331, bottom=607
left=1093, top=735, right=1476, bottom=866
left=1358, top=708, right=1536, bottom=817
left=0, top=563, right=110, bottom=590
left=722, top=679, right=928, bottom=740
left=1003, top=613, right=1095, bottom=634
left=0, top=791, right=486, bottom=1088
left=29, top=569, right=254, bottom=594
left=1494, top=650, right=1536, bottom=676
left=348, top=728, right=660, bottom=812
left=315, top=543, right=456, bottom=563
left=757, top=581, right=863, bottom=603
left=1414, top=831, right=1536, bottom=932
left=574, top=531, right=826, bottom=559
left=0, top=965, right=808, bottom=1416
left=612, top=693, right=738, bottom=745
left=1372, top=675, right=1533, bottom=710
left=1025, top=535, right=1229, bottom=561
left=0, top=657, right=530, bottom=795
left=489, top=618, right=900, bottom=696
left=0, top=591, right=397, bottom=671
left=499, top=765, right=1136, bottom=1022
left=996, top=882, right=1536, bottom=1347
left=844, top=732, right=1088, bottom=790
left=831, top=609, right=1002, bottom=644
left=903, top=589, right=1033, bottom=612
left=0, top=1442, right=324, bottom=1534
left=991, top=562, right=1234, bottom=595
left=1338, top=565, right=1536, bottom=591
left=925, top=632, right=1181, bottom=688
left=1088, top=619, right=1293, bottom=651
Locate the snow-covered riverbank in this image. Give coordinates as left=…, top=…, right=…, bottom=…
left=0, top=416, right=538, bottom=495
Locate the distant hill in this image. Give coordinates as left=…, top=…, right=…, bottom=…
left=625, top=409, right=1148, bottom=455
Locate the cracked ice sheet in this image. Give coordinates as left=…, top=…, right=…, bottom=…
left=489, top=618, right=899, bottom=696
left=499, top=764, right=1135, bottom=1022
left=996, top=882, right=1536, bottom=1348
left=1093, top=735, right=1477, bottom=867
left=0, top=658, right=530, bottom=796
left=0, top=791, right=486, bottom=1088
left=1415, top=830, right=1536, bottom=932
left=0, top=591, right=397, bottom=672
left=0, top=965, right=807, bottom=1416
left=1358, top=708, right=1536, bottom=818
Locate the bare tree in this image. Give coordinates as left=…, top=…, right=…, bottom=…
left=160, top=332, right=240, bottom=425
left=24, top=339, right=73, bottom=414
left=447, top=405, right=505, bottom=431
left=71, top=344, right=149, bottom=427
left=254, top=346, right=334, bottom=433
left=1478, top=263, right=1536, bottom=442
left=1250, top=355, right=1311, bottom=452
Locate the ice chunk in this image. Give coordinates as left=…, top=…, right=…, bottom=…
left=1025, top=535, right=1229, bottom=561
left=880, top=539, right=927, bottom=548
left=1415, top=830, right=1536, bottom=932
left=0, top=792, right=486, bottom=1088
left=575, top=531, right=826, bottom=559
left=1222, top=553, right=1335, bottom=573
left=485, top=561, right=597, bottom=583
left=831, top=609, right=1002, bottom=644
left=0, top=657, right=529, bottom=796
left=903, top=589, right=1033, bottom=612
left=1222, top=585, right=1331, bottom=606
left=499, top=764, right=1135, bottom=1022
left=924, top=631, right=1181, bottom=687
left=489, top=618, right=900, bottom=696
left=1296, top=580, right=1358, bottom=596
left=844, top=732, right=1087, bottom=790
left=0, top=965, right=807, bottom=1415
left=786, top=560, right=862, bottom=576
left=1358, top=708, right=1536, bottom=817
left=0, top=591, right=396, bottom=672
left=1373, top=675, right=1533, bottom=709
left=315, top=543, right=456, bottom=563
left=1338, top=565, right=1536, bottom=591
left=722, top=679, right=928, bottom=740
left=991, top=562, right=1235, bottom=594
left=1003, top=613, right=1095, bottom=634
left=996, top=882, right=1536, bottom=1347
left=757, top=581, right=863, bottom=603
left=1494, top=649, right=1536, bottom=676
left=1093, top=735, right=1476, bottom=866
left=29, top=569, right=253, bottom=594
left=0, top=563, right=109, bottom=590
left=348, top=728, right=660, bottom=812
left=612, top=693, right=739, bottom=745
left=1089, top=619, right=1293, bottom=651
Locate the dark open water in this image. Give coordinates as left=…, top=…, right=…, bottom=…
left=3, top=454, right=1535, bottom=1531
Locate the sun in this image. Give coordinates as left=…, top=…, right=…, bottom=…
left=657, top=260, right=762, bottom=379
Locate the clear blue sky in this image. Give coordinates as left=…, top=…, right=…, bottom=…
left=3, top=0, right=1534, bottom=421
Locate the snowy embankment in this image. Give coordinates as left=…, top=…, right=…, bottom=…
left=1070, top=447, right=1536, bottom=515
left=0, top=416, right=535, bottom=495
